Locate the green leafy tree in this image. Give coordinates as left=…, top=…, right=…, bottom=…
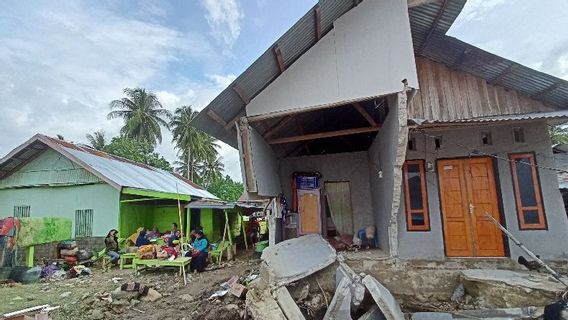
left=199, top=155, right=225, bottom=187
left=550, top=125, right=568, bottom=145
left=85, top=130, right=107, bottom=150
left=103, top=136, right=172, bottom=171
left=170, top=105, right=220, bottom=181
left=207, top=175, right=244, bottom=201
left=107, top=88, right=172, bottom=145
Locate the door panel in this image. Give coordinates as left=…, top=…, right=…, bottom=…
left=298, top=190, right=321, bottom=235
left=438, top=160, right=473, bottom=257
left=467, top=158, right=505, bottom=257
left=438, top=157, right=505, bottom=257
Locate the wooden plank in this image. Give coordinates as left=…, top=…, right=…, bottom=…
left=268, top=126, right=379, bottom=145
left=207, top=110, right=228, bottom=127
left=273, top=45, right=286, bottom=73
left=408, top=0, right=443, bottom=8
left=232, top=85, right=250, bottom=104
left=353, top=102, right=378, bottom=126
left=263, top=116, right=294, bottom=138
left=314, top=5, right=322, bottom=41
left=225, top=111, right=245, bottom=131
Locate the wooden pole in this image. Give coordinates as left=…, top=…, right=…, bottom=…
left=176, top=183, right=184, bottom=243
left=484, top=212, right=567, bottom=286
left=241, top=213, right=248, bottom=250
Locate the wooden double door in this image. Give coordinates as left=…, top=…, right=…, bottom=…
left=437, top=157, right=506, bottom=257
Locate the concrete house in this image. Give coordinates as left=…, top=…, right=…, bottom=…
left=0, top=134, right=217, bottom=238
left=191, top=0, right=568, bottom=260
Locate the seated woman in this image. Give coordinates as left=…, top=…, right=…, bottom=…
left=146, top=227, right=160, bottom=240
left=188, top=230, right=208, bottom=272
left=167, top=230, right=181, bottom=247
left=105, top=229, right=120, bottom=264
left=135, top=229, right=151, bottom=247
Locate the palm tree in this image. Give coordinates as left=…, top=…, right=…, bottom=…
left=107, top=88, right=172, bottom=145
left=170, top=106, right=219, bottom=180
left=199, top=155, right=224, bottom=187
left=174, top=152, right=202, bottom=184
left=85, top=130, right=107, bottom=150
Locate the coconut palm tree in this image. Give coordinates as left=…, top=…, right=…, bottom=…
left=198, top=155, right=224, bottom=187
left=107, top=88, right=172, bottom=145
left=170, top=105, right=219, bottom=180
left=85, top=130, right=107, bottom=150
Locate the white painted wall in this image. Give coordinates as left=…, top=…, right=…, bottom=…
left=250, top=127, right=282, bottom=196
left=246, top=0, right=418, bottom=118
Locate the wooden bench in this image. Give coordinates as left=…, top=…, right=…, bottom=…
left=119, top=253, right=137, bottom=270
left=132, top=257, right=191, bottom=285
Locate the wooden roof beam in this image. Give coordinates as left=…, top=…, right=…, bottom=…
left=353, top=102, right=378, bottom=127
left=207, top=110, right=228, bottom=127
left=232, top=85, right=250, bottom=104
left=416, top=0, right=449, bottom=55
left=490, top=63, right=518, bottom=86
left=533, top=81, right=562, bottom=99
left=225, top=111, right=245, bottom=131
left=273, top=45, right=286, bottom=73
left=263, top=115, right=294, bottom=138
left=408, top=0, right=443, bottom=8
left=314, top=5, right=322, bottom=41
left=268, top=126, right=379, bottom=145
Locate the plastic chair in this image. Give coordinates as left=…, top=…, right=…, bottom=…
left=210, top=241, right=231, bottom=265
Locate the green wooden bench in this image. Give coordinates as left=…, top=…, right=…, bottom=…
left=132, top=257, right=191, bottom=285
left=119, top=253, right=137, bottom=270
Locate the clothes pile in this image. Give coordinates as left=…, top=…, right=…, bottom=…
left=57, top=240, right=94, bottom=266
left=136, top=244, right=180, bottom=260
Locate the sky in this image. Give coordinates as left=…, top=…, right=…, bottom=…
left=0, top=0, right=567, bottom=182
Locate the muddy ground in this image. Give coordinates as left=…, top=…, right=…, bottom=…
left=1, top=252, right=260, bottom=320
left=2, top=250, right=565, bottom=319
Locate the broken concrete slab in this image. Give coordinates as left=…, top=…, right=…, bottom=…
left=357, top=305, right=385, bottom=320
left=324, top=277, right=353, bottom=320
left=246, top=288, right=288, bottom=320
left=274, top=286, right=305, bottom=320
left=411, top=312, right=453, bottom=320
left=461, top=269, right=566, bottom=307
left=336, top=263, right=365, bottom=307
left=362, top=275, right=404, bottom=320
left=261, top=234, right=337, bottom=286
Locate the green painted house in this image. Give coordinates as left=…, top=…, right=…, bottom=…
left=0, top=134, right=217, bottom=238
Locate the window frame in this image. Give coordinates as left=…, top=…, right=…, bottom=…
left=403, top=159, right=430, bottom=231
left=13, top=205, right=31, bottom=218
left=75, top=209, right=94, bottom=237
left=509, top=153, right=547, bottom=230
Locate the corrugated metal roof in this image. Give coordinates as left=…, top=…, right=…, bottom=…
left=0, top=134, right=218, bottom=199
left=191, top=0, right=466, bottom=148
left=192, top=0, right=568, bottom=149
left=185, top=199, right=267, bottom=210
left=409, top=110, right=568, bottom=126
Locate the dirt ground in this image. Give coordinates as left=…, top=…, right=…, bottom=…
left=0, top=252, right=260, bottom=320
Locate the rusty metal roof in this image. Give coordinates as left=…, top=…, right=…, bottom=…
left=192, top=0, right=568, bottom=148
left=0, top=134, right=217, bottom=199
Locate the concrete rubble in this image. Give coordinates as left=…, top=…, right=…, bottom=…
left=247, top=234, right=405, bottom=320
left=412, top=306, right=542, bottom=319
left=460, top=269, right=566, bottom=307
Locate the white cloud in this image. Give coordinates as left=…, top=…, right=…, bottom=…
left=206, top=73, right=237, bottom=89
left=0, top=1, right=242, bottom=182
left=453, top=0, right=507, bottom=25
left=201, top=0, right=244, bottom=49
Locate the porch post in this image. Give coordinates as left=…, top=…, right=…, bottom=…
left=387, top=88, right=412, bottom=257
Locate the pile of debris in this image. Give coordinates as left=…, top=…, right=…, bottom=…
left=245, top=234, right=404, bottom=320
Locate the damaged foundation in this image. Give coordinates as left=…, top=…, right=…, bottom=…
left=246, top=234, right=568, bottom=320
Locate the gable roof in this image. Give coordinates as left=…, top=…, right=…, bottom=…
left=191, top=0, right=568, bottom=148
left=0, top=134, right=217, bottom=199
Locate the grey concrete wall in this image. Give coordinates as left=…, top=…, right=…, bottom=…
left=400, top=121, right=568, bottom=260
left=246, top=0, right=417, bottom=118
left=250, top=126, right=282, bottom=196
left=279, top=151, right=374, bottom=234
left=368, top=96, right=399, bottom=252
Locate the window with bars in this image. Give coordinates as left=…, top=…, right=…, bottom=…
left=403, top=160, right=430, bottom=231
left=13, top=205, right=31, bottom=218
left=75, top=209, right=94, bottom=237
left=509, top=153, right=546, bottom=230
